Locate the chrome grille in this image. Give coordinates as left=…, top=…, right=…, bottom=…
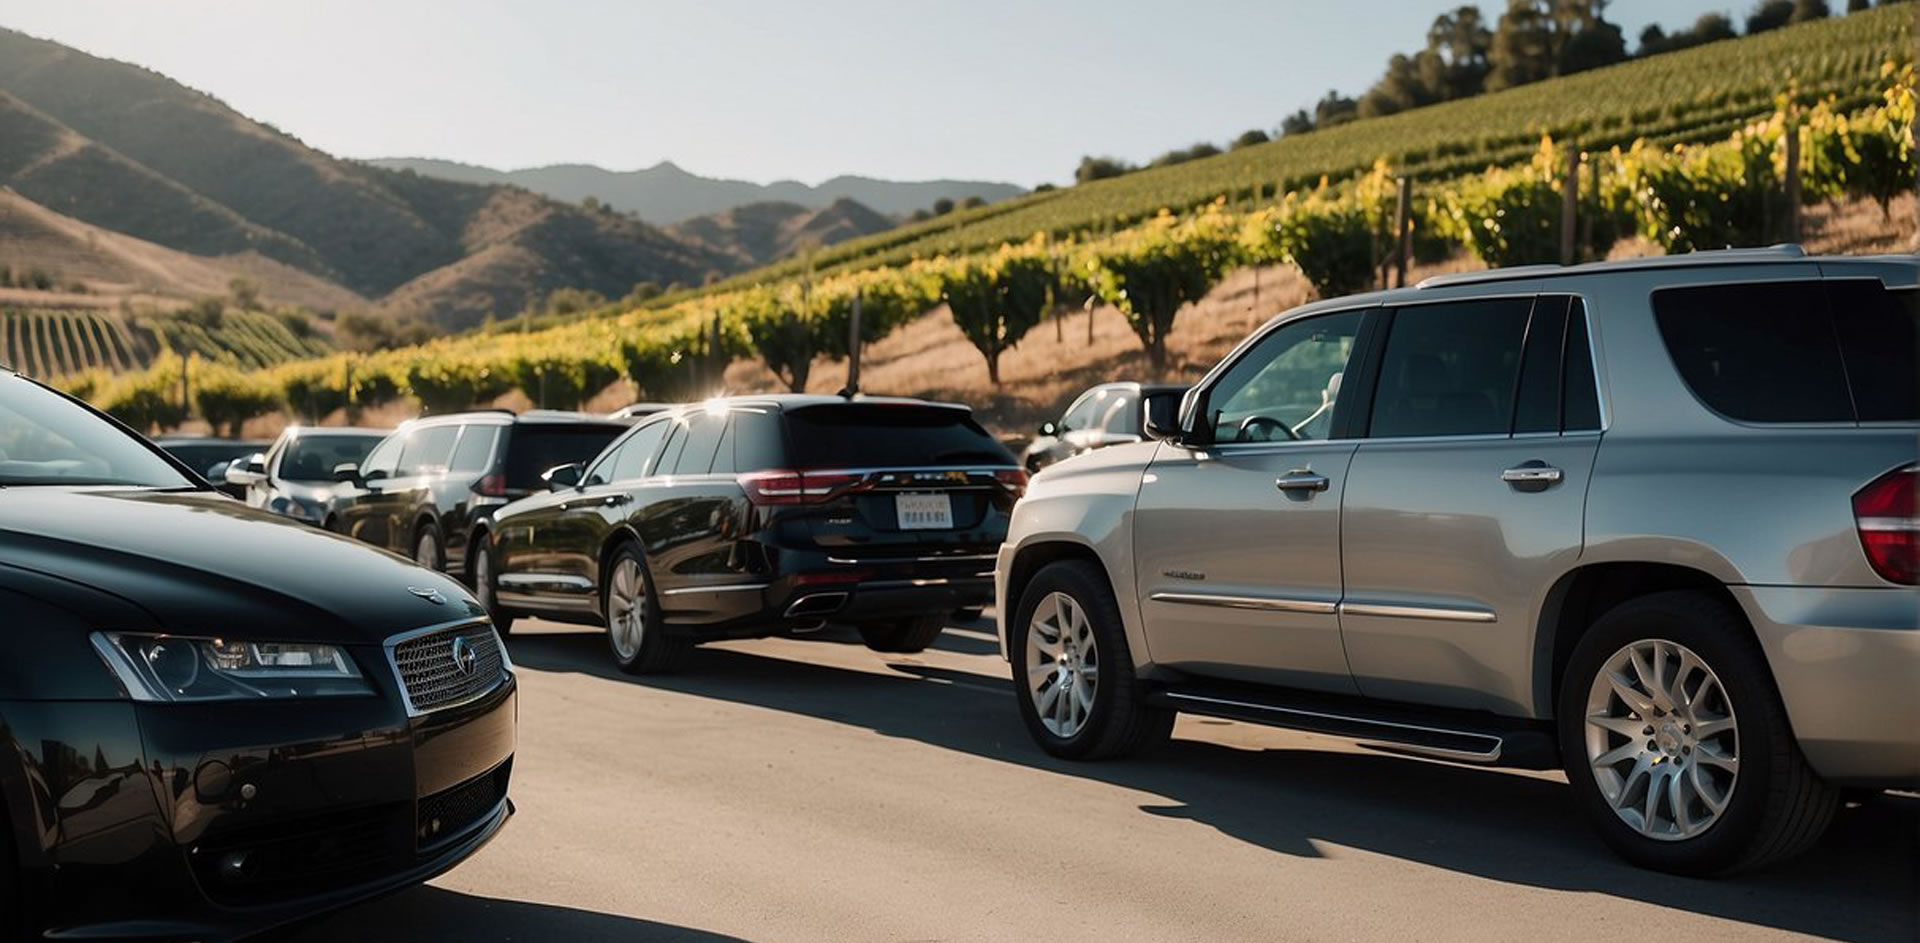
left=389, top=622, right=506, bottom=714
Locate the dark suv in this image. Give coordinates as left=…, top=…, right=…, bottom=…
left=483, top=395, right=1025, bottom=671
left=328, top=410, right=628, bottom=587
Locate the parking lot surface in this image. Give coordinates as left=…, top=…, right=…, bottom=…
left=284, top=616, right=1919, bottom=943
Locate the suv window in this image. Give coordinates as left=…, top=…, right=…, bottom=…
left=502, top=424, right=626, bottom=490
left=449, top=425, right=500, bottom=473
left=1510, top=296, right=1602, bottom=435
left=1370, top=299, right=1532, bottom=438
left=1830, top=282, right=1917, bottom=422
left=282, top=433, right=383, bottom=482
left=1206, top=310, right=1363, bottom=443
left=665, top=412, right=726, bottom=475
left=361, top=435, right=402, bottom=478
left=783, top=404, right=1012, bottom=467
left=730, top=409, right=784, bottom=473
left=601, top=420, right=668, bottom=484
left=1058, top=392, right=1104, bottom=433
left=398, top=425, right=459, bottom=477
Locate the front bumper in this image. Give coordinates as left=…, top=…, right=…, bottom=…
left=29, top=669, right=516, bottom=942
left=1735, top=585, right=1920, bottom=787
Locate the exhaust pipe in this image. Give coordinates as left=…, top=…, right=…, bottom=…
left=784, top=592, right=848, bottom=619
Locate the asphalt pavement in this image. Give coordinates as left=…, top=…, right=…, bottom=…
left=279, top=615, right=1919, bottom=943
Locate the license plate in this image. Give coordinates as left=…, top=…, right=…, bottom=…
left=895, top=492, right=954, bottom=530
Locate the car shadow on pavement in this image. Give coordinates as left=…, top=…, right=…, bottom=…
left=508, top=629, right=1920, bottom=943
left=271, top=885, right=750, bottom=942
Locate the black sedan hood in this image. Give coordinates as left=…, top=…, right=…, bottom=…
left=0, top=488, right=485, bottom=644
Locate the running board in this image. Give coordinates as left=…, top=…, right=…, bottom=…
left=1145, top=684, right=1558, bottom=769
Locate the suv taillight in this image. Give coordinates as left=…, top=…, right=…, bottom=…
left=738, top=470, right=866, bottom=506
left=474, top=473, right=507, bottom=498
left=994, top=468, right=1029, bottom=498
left=1853, top=465, right=1918, bottom=585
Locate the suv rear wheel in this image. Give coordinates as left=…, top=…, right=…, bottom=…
left=603, top=544, right=692, bottom=674
left=1558, top=591, right=1837, bottom=875
left=856, top=615, right=946, bottom=654
left=1011, top=560, right=1172, bottom=760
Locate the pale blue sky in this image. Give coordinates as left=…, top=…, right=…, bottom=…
left=0, top=0, right=1735, bottom=187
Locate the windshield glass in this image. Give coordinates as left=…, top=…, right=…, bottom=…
left=281, top=434, right=386, bottom=482
left=0, top=375, right=192, bottom=487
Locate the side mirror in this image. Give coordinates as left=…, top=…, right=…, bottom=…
left=223, top=452, right=268, bottom=487
left=1141, top=390, right=1185, bottom=443
left=1037, top=421, right=1059, bottom=438
left=543, top=463, right=583, bottom=492
left=332, top=462, right=363, bottom=484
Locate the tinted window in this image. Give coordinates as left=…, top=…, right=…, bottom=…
left=502, top=424, right=625, bottom=490
left=665, top=412, right=725, bottom=475
left=600, top=420, right=668, bottom=484
left=783, top=404, right=1013, bottom=467
left=281, top=433, right=383, bottom=482
left=1513, top=297, right=1569, bottom=435
left=1207, top=310, right=1363, bottom=443
left=1370, top=299, right=1531, bottom=438
left=1654, top=281, right=1853, bottom=423
left=1831, top=282, right=1918, bottom=422
left=1563, top=300, right=1602, bottom=431
left=449, top=425, right=500, bottom=473
left=730, top=409, right=784, bottom=472
left=651, top=422, right=686, bottom=476
left=710, top=415, right=739, bottom=475
left=398, top=425, right=459, bottom=477
left=0, top=376, right=188, bottom=486
left=361, top=435, right=402, bottom=476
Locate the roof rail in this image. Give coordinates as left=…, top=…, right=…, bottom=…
left=1416, top=244, right=1811, bottom=290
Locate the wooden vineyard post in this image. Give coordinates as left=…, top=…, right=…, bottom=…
left=1250, top=265, right=1260, bottom=331
left=1394, top=176, right=1411, bottom=288
left=846, top=289, right=862, bottom=395
left=1561, top=146, right=1580, bottom=265
left=1784, top=124, right=1802, bottom=244
left=1085, top=295, right=1096, bottom=346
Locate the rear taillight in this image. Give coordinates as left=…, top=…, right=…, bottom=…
left=474, top=473, right=507, bottom=498
left=738, top=470, right=865, bottom=506
left=1854, top=466, right=1918, bottom=585
left=994, top=468, right=1029, bottom=498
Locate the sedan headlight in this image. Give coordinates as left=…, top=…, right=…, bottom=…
left=91, top=632, right=373, bottom=702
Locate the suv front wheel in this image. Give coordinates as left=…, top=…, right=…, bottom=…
left=1558, top=591, right=1836, bottom=875
left=1011, top=560, right=1172, bottom=760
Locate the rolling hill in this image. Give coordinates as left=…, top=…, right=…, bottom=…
left=367, top=157, right=1025, bottom=223
left=666, top=198, right=897, bottom=269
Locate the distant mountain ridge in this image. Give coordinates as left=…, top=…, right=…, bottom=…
left=666, top=198, right=896, bottom=270
left=368, top=157, right=1026, bottom=223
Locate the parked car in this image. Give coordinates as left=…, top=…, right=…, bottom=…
left=483, top=395, right=1026, bottom=669
left=994, top=248, right=1916, bottom=877
left=225, top=426, right=388, bottom=525
left=0, top=368, right=515, bottom=940
left=1021, top=382, right=1186, bottom=473
left=327, top=410, right=628, bottom=585
left=152, top=435, right=272, bottom=499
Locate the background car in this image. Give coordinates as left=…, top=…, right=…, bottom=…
left=226, top=426, right=387, bottom=526
left=995, top=250, right=1917, bottom=877
left=1022, top=382, right=1187, bottom=473
left=152, top=435, right=272, bottom=499
left=482, top=395, right=1026, bottom=669
left=328, top=410, right=629, bottom=586
left=0, top=368, right=514, bottom=941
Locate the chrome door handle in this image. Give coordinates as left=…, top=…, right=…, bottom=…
left=1276, top=471, right=1330, bottom=493
left=1501, top=464, right=1563, bottom=487
left=603, top=494, right=631, bottom=507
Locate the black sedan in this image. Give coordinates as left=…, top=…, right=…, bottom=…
left=0, top=369, right=514, bottom=941
left=480, top=395, right=1025, bottom=672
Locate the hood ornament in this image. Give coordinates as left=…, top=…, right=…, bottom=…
left=408, top=586, right=448, bottom=605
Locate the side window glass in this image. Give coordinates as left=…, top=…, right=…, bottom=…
left=710, top=415, right=739, bottom=475
left=1513, top=297, right=1569, bottom=435
left=610, top=420, right=669, bottom=483
left=1830, top=281, right=1917, bottom=423
left=398, top=425, right=459, bottom=477
left=1562, top=300, right=1602, bottom=431
left=671, top=413, right=725, bottom=475
left=361, top=435, right=401, bottom=476
left=1207, top=310, right=1364, bottom=443
left=1653, top=281, right=1850, bottom=423
left=449, top=425, right=500, bottom=473
left=732, top=410, right=784, bottom=473
left=1369, top=299, right=1532, bottom=439
left=1059, top=393, right=1102, bottom=432
left=650, top=422, right=687, bottom=477
left=1098, top=394, right=1135, bottom=435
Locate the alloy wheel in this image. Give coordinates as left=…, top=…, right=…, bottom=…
left=1026, top=591, right=1098, bottom=738
left=475, top=547, right=495, bottom=608
left=415, top=529, right=439, bottom=569
left=1583, top=638, right=1739, bottom=841
left=607, top=557, right=647, bottom=661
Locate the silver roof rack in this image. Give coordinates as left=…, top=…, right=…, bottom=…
left=1416, top=245, right=1810, bottom=290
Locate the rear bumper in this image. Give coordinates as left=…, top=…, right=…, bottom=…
left=1734, top=585, right=1920, bottom=787
left=661, top=547, right=996, bottom=639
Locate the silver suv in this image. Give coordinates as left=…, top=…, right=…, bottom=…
left=994, top=248, right=1917, bottom=876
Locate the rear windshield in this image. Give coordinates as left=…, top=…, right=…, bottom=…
left=1653, top=280, right=1917, bottom=424
left=280, top=434, right=383, bottom=482
left=503, top=424, right=625, bottom=488
left=782, top=404, right=1014, bottom=468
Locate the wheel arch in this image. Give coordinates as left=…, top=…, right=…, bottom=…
left=597, top=524, right=648, bottom=597
left=1002, top=538, right=1126, bottom=659
left=1531, top=561, right=1749, bottom=719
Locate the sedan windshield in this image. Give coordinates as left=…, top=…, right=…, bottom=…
left=0, top=375, right=192, bottom=487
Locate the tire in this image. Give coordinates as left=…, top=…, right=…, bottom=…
left=602, top=544, right=692, bottom=675
left=1010, top=560, right=1173, bottom=760
left=1558, top=590, right=1837, bottom=876
left=856, top=614, right=946, bottom=654
left=413, top=520, right=445, bottom=571
left=470, top=537, right=514, bottom=637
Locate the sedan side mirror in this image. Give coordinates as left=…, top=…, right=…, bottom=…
left=543, top=463, right=583, bottom=492
left=1037, top=421, right=1059, bottom=438
left=332, top=462, right=363, bottom=484
left=224, top=452, right=268, bottom=487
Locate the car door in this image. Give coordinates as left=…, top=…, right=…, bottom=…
left=631, top=409, right=753, bottom=607
left=335, top=433, right=404, bottom=546
left=1338, top=295, right=1603, bottom=715
left=1133, top=308, right=1370, bottom=693
left=383, top=423, right=459, bottom=556
left=496, top=419, right=668, bottom=616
